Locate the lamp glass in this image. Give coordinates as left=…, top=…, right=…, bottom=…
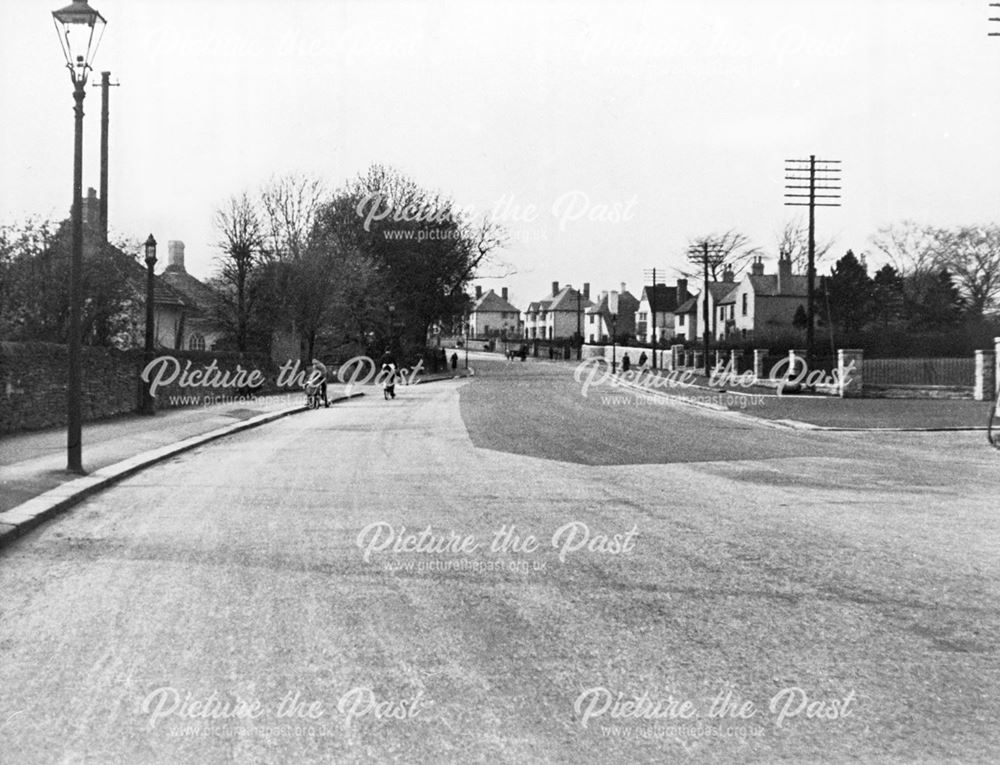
left=52, top=0, right=106, bottom=82
left=144, top=235, right=157, bottom=264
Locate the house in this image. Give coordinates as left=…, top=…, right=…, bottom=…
left=72, top=187, right=191, bottom=350
left=586, top=284, right=639, bottom=343
left=724, top=254, right=809, bottom=341
left=635, top=280, right=689, bottom=344
left=157, top=241, right=227, bottom=351
left=469, top=286, right=521, bottom=339
left=523, top=282, right=594, bottom=340
left=677, top=267, right=738, bottom=344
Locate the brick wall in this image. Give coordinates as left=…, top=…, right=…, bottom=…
left=0, top=342, right=280, bottom=434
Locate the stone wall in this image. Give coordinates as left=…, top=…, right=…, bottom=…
left=0, top=342, right=280, bottom=434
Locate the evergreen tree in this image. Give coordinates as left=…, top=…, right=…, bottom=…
left=871, top=264, right=905, bottom=327
left=825, top=250, right=873, bottom=334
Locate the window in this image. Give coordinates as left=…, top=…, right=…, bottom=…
left=638, top=312, right=647, bottom=322
left=742, top=293, right=748, bottom=316
left=679, top=314, right=685, bottom=327
left=188, top=333, right=205, bottom=351
left=589, top=315, right=595, bottom=324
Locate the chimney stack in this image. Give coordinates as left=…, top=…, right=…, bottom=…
left=167, top=241, right=186, bottom=272
left=620, top=282, right=627, bottom=295
left=501, top=287, right=508, bottom=301
left=677, top=278, right=688, bottom=303
left=751, top=256, right=764, bottom=276
left=777, top=253, right=792, bottom=293
left=583, top=282, right=590, bottom=299
left=722, top=266, right=735, bottom=283
left=475, top=285, right=482, bottom=299
left=552, top=281, right=559, bottom=296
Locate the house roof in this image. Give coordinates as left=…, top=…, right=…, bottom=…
left=747, top=274, right=809, bottom=297
left=587, top=291, right=639, bottom=321
left=675, top=296, right=698, bottom=314
left=707, top=281, right=738, bottom=301
left=547, top=286, right=594, bottom=312
left=160, top=264, right=223, bottom=316
left=640, top=284, right=681, bottom=313
left=717, top=284, right=740, bottom=305
left=472, top=289, right=519, bottom=314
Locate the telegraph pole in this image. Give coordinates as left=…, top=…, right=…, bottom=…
left=687, top=243, right=723, bottom=378
left=642, top=267, right=666, bottom=369
left=784, top=155, right=841, bottom=361
left=991, top=2, right=1000, bottom=35
left=93, top=71, right=118, bottom=242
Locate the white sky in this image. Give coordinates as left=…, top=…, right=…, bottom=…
left=3, top=0, right=1000, bottom=310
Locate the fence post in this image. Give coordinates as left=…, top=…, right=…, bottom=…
left=976, top=349, right=996, bottom=401
left=693, top=350, right=703, bottom=371
left=789, top=349, right=806, bottom=381
left=838, top=349, right=864, bottom=398
left=995, top=337, right=1000, bottom=398
left=753, top=349, right=769, bottom=382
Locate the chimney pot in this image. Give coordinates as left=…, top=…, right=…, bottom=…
left=621, top=282, right=627, bottom=295
left=583, top=282, right=590, bottom=299
left=501, top=287, right=508, bottom=301
left=475, top=285, right=482, bottom=299
left=552, top=281, right=559, bottom=296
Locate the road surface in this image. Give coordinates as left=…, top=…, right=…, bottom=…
left=2, top=355, right=998, bottom=763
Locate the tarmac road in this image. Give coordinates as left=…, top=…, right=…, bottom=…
left=1, top=356, right=998, bottom=763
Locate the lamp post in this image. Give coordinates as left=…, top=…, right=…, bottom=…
left=52, top=0, right=107, bottom=474
left=609, top=291, right=619, bottom=374
left=143, top=235, right=157, bottom=414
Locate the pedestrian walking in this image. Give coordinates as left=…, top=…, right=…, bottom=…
left=622, top=353, right=631, bottom=372
left=451, top=352, right=458, bottom=371
left=638, top=351, right=648, bottom=367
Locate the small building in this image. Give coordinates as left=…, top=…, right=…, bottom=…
left=635, top=280, right=689, bottom=345
left=469, top=286, right=521, bottom=339
left=586, top=284, right=639, bottom=343
left=725, top=254, right=809, bottom=341
left=158, top=241, right=227, bottom=351
left=524, top=281, right=594, bottom=341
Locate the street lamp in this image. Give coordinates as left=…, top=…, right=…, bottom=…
left=143, top=235, right=157, bottom=415
left=52, top=0, right=107, bottom=474
left=608, top=291, right=619, bottom=374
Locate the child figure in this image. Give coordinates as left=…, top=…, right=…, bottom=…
left=382, top=363, right=397, bottom=400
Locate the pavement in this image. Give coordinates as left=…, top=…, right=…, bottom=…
left=0, top=369, right=471, bottom=545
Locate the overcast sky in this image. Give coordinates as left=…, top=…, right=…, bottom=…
left=3, top=0, right=1000, bottom=308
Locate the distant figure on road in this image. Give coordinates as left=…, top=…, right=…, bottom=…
left=622, top=353, right=631, bottom=372
left=308, top=358, right=329, bottom=407
left=638, top=351, right=647, bottom=367
left=451, top=352, right=458, bottom=371
left=382, top=364, right=397, bottom=400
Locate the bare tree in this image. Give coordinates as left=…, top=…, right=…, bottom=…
left=933, top=225, right=1000, bottom=317
left=260, top=173, right=327, bottom=263
left=685, top=230, right=761, bottom=281
left=215, top=192, right=265, bottom=351
left=776, top=218, right=834, bottom=273
left=869, top=221, right=941, bottom=276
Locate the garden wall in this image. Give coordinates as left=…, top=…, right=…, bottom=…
left=0, top=342, right=280, bottom=434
